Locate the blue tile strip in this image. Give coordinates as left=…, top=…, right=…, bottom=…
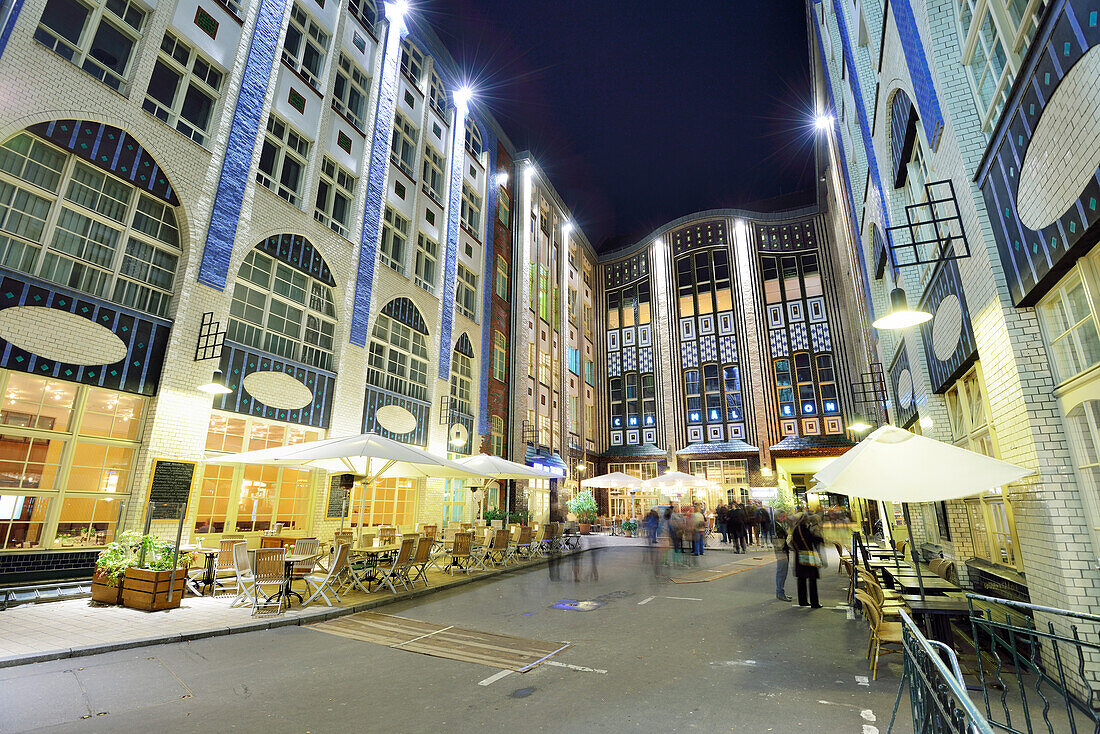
left=478, top=129, right=498, bottom=435
left=437, top=106, right=470, bottom=379
left=889, top=0, right=946, bottom=148
left=349, top=13, right=408, bottom=346
left=196, top=0, right=287, bottom=290
left=0, top=0, right=25, bottom=63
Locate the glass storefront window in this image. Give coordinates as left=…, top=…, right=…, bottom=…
left=0, top=494, right=49, bottom=549
left=237, top=464, right=278, bottom=532
left=0, top=433, right=65, bottom=490
left=80, top=387, right=144, bottom=440
left=2, top=373, right=76, bottom=431
left=195, top=463, right=234, bottom=533
left=67, top=441, right=133, bottom=493
left=206, top=413, right=246, bottom=453
left=54, top=495, right=120, bottom=546
left=346, top=477, right=416, bottom=528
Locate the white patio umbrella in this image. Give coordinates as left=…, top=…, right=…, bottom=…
left=581, top=472, right=644, bottom=519
left=452, top=454, right=556, bottom=520
left=206, top=433, right=489, bottom=531
left=642, top=471, right=715, bottom=507
left=812, top=424, right=1033, bottom=598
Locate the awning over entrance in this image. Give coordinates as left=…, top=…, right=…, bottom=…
left=675, top=439, right=758, bottom=456
left=524, top=447, right=568, bottom=478
left=600, top=443, right=666, bottom=459
left=768, top=435, right=855, bottom=458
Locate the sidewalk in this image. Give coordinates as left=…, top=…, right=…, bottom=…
left=0, top=546, right=593, bottom=669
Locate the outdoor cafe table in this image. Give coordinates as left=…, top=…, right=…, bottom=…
left=348, top=544, right=400, bottom=592
left=278, top=552, right=323, bottom=608
left=901, top=594, right=972, bottom=644
left=180, top=546, right=219, bottom=596
left=890, top=575, right=959, bottom=595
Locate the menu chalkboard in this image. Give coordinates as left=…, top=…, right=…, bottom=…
left=148, top=460, right=196, bottom=519
left=326, top=474, right=353, bottom=518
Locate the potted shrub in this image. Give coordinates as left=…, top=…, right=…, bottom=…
left=621, top=518, right=638, bottom=537
left=567, top=490, right=598, bottom=534
left=507, top=509, right=531, bottom=526
left=121, top=535, right=194, bottom=612
left=92, top=530, right=141, bottom=605
left=484, top=507, right=505, bottom=529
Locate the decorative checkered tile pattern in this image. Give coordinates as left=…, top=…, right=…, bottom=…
left=810, top=323, right=831, bottom=352
left=609, top=352, right=621, bottom=377
left=622, top=346, right=637, bottom=371
left=698, top=335, right=717, bottom=362
left=638, top=347, right=653, bottom=372
left=770, top=330, right=789, bottom=357
left=681, top=341, right=699, bottom=369
left=719, top=335, right=737, bottom=363
left=790, top=323, right=809, bottom=351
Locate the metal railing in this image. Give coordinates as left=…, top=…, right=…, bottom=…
left=890, top=609, right=995, bottom=734
left=966, top=593, right=1100, bottom=734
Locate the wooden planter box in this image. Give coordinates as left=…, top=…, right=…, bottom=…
left=578, top=523, right=591, bottom=535
left=121, top=567, right=188, bottom=611
left=90, top=570, right=123, bottom=605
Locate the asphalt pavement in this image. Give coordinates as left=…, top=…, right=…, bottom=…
left=0, top=545, right=910, bottom=733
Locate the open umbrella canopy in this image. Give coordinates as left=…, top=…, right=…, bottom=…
left=452, top=454, right=556, bottom=480
left=580, top=471, right=643, bottom=489
left=812, top=425, right=1033, bottom=502
left=641, top=471, right=713, bottom=491
left=204, top=433, right=487, bottom=480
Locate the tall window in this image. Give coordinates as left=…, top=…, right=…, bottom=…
left=421, top=146, right=445, bottom=202
left=390, top=113, right=418, bottom=179
left=428, top=71, right=447, bottom=115
left=35, top=0, right=146, bottom=92
left=456, top=264, right=477, bottom=320
left=465, top=123, right=483, bottom=157
left=1037, top=263, right=1100, bottom=385
left=497, top=187, right=511, bottom=227
left=0, top=370, right=146, bottom=549
left=461, top=183, right=482, bottom=234
left=492, top=331, right=507, bottom=382
left=227, top=246, right=337, bottom=370
left=945, top=364, right=995, bottom=457
left=1065, top=401, right=1100, bottom=561
left=332, top=54, right=369, bottom=130
left=257, top=115, right=310, bottom=206
left=281, top=4, right=328, bottom=89
left=399, top=39, right=423, bottom=83
left=414, top=232, right=438, bottom=293
left=954, top=0, right=1042, bottom=135
left=314, top=157, right=354, bottom=238
left=494, top=254, right=509, bottom=298
left=143, top=31, right=223, bottom=146
left=380, top=206, right=409, bottom=274
left=489, top=415, right=505, bottom=456
left=450, top=347, right=473, bottom=417
left=348, top=477, right=416, bottom=528
left=366, top=310, right=429, bottom=402
left=0, top=131, right=181, bottom=317
left=347, top=0, right=376, bottom=31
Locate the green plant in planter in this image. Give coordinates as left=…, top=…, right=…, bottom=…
left=95, top=530, right=142, bottom=586
left=507, top=510, right=531, bottom=525
left=483, top=507, right=506, bottom=523
left=567, top=490, right=598, bottom=525
left=620, top=518, right=638, bottom=534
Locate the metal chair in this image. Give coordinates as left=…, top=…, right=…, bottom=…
left=251, top=548, right=286, bottom=615
left=303, top=543, right=348, bottom=606
left=375, top=536, right=416, bottom=594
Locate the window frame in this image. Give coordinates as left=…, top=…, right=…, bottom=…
left=256, top=114, right=311, bottom=206
left=143, top=30, right=223, bottom=147
left=35, top=0, right=146, bottom=94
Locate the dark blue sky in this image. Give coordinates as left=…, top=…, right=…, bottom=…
left=429, top=0, right=816, bottom=249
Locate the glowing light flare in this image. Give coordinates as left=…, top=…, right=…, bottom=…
left=453, top=85, right=473, bottom=111
left=387, top=0, right=409, bottom=19
left=814, top=113, right=834, bottom=131
left=872, top=288, right=932, bottom=330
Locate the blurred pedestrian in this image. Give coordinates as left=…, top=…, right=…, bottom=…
left=729, top=501, right=746, bottom=553
left=747, top=502, right=760, bottom=547
left=691, top=504, right=705, bottom=556
left=773, top=511, right=792, bottom=601
left=716, top=502, right=729, bottom=544
left=759, top=506, right=774, bottom=546
left=790, top=512, right=824, bottom=608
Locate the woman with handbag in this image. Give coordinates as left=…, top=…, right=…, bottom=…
left=789, top=512, right=823, bottom=608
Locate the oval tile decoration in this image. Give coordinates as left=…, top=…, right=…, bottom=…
left=242, top=370, right=313, bottom=410
left=1017, top=45, right=1100, bottom=230
left=0, top=306, right=127, bottom=365
left=898, top=369, right=914, bottom=410
left=376, top=404, right=418, bottom=434
left=931, top=294, right=963, bottom=361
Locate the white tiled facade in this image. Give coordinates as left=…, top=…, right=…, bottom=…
left=810, top=0, right=1100, bottom=657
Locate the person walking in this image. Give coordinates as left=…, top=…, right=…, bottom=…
left=747, top=503, right=761, bottom=548
left=691, top=504, right=705, bottom=556
left=789, top=512, right=823, bottom=608
left=759, top=506, right=774, bottom=546
left=716, top=502, right=729, bottom=544
left=773, top=511, right=792, bottom=601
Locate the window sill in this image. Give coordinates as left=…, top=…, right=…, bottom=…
left=140, top=107, right=215, bottom=155
left=1052, top=361, right=1100, bottom=399
left=280, top=60, right=322, bottom=98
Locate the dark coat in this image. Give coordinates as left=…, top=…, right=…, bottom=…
left=716, top=506, right=729, bottom=525
left=789, top=522, right=823, bottom=579
left=728, top=506, right=746, bottom=529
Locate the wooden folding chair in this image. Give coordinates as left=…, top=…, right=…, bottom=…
left=303, top=543, right=348, bottom=606
left=251, top=548, right=286, bottom=615
left=375, top=536, right=416, bottom=594
left=408, top=536, right=434, bottom=588
left=446, top=531, right=474, bottom=575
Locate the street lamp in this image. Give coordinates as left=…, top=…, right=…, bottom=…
left=846, top=417, right=873, bottom=434
left=872, top=287, right=932, bottom=330
left=198, top=368, right=232, bottom=395
left=814, top=113, right=834, bottom=131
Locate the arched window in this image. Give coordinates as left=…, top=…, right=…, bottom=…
left=450, top=333, right=474, bottom=416
left=367, top=298, right=429, bottom=401
left=1066, top=400, right=1100, bottom=558
left=0, top=123, right=182, bottom=317
left=227, top=235, right=337, bottom=370
left=465, top=122, right=483, bottom=157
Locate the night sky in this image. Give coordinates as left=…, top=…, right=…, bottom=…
left=425, top=0, right=816, bottom=250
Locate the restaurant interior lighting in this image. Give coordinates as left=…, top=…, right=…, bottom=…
left=872, top=287, right=932, bottom=330
left=198, top=368, right=232, bottom=395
